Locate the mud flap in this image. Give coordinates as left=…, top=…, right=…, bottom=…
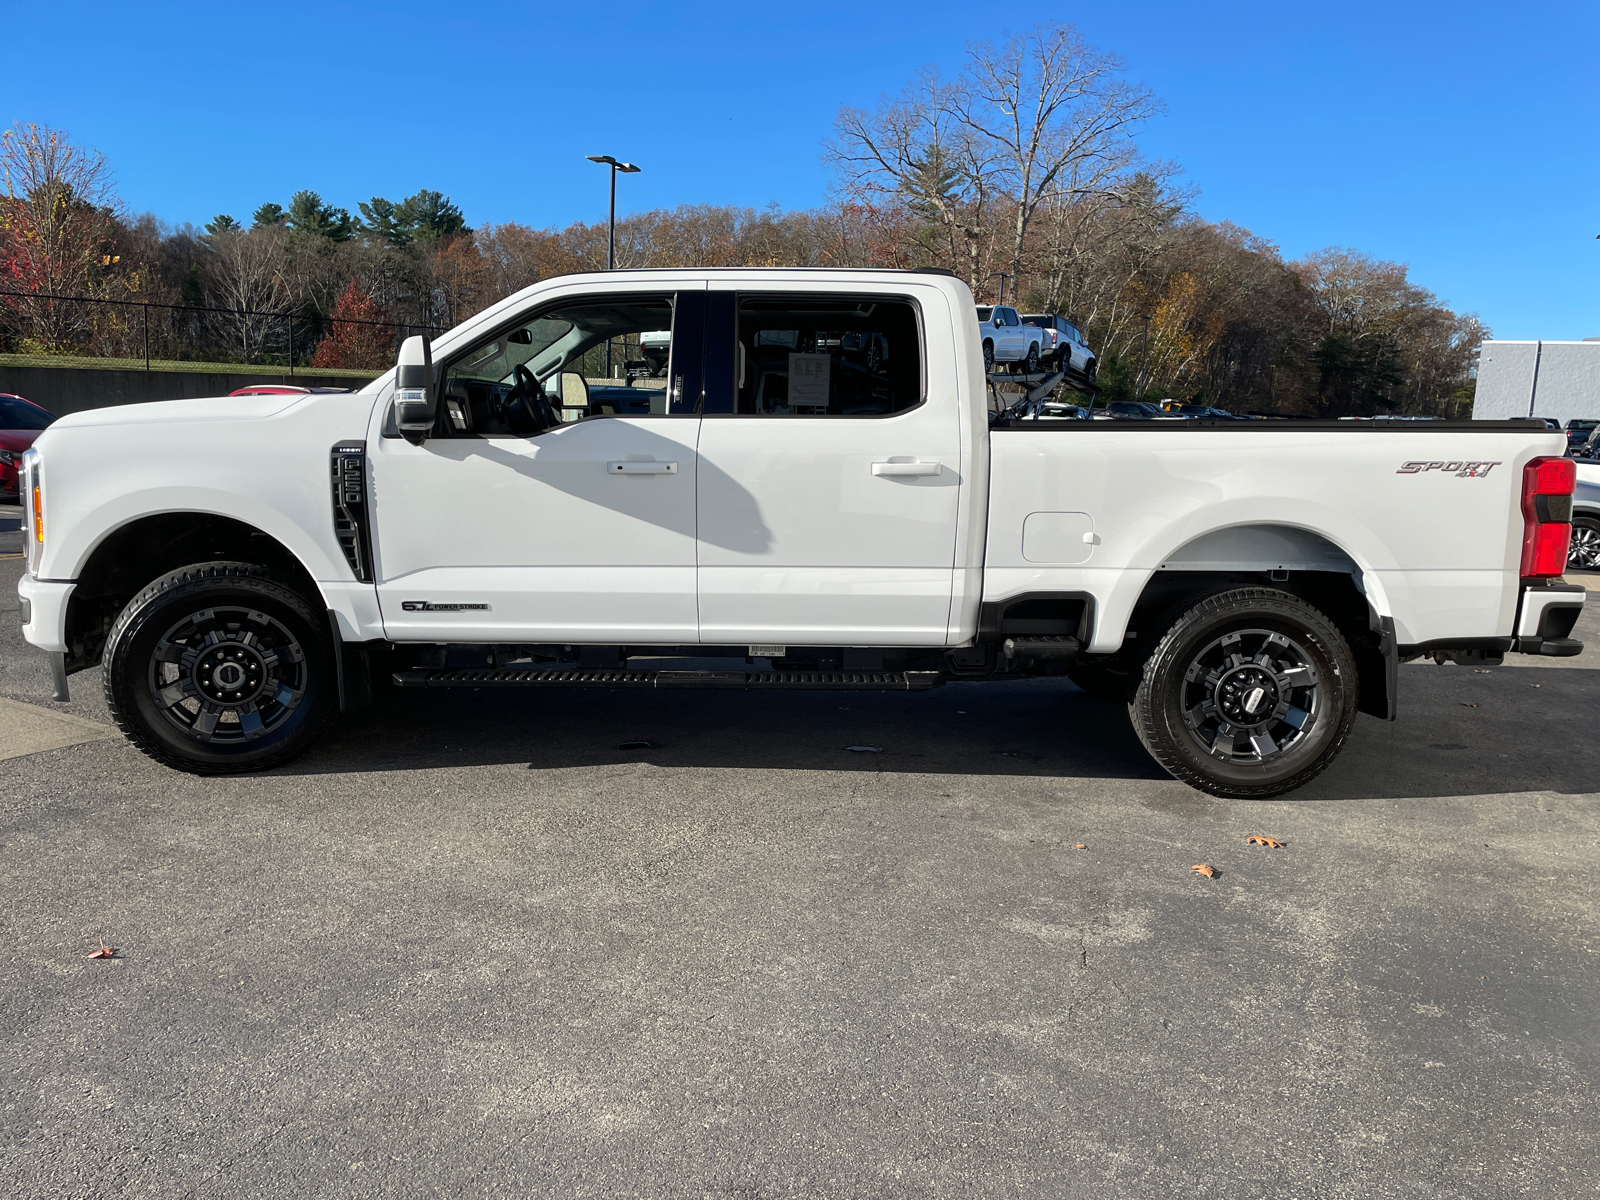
left=1355, top=612, right=1397, bottom=721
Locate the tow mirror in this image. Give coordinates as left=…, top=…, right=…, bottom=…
left=393, top=335, right=436, bottom=443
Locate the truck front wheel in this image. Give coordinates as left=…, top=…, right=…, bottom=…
left=103, top=562, right=335, bottom=775
left=1130, top=588, right=1358, bottom=798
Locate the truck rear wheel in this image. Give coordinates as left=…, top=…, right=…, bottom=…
left=103, top=562, right=334, bottom=775
left=1129, top=588, right=1358, bottom=798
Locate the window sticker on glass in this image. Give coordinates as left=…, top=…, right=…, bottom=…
left=788, top=352, right=831, bottom=409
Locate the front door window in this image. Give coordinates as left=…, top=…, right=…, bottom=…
left=436, top=294, right=685, bottom=437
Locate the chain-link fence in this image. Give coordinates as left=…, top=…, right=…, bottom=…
left=0, top=289, right=446, bottom=377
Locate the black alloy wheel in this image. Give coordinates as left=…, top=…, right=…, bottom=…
left=103, top=561, right=335, bottom=774
left=1085, top=358, right=1097, bottom=384
left=1568, top=516, right=1600, bottom=571
left=983, top=341, right=995, bottom=372
left=1130, top=588, right=1358, bottom=798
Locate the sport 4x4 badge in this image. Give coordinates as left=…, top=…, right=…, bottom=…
left=1396, top=460, right=1500, bottom=478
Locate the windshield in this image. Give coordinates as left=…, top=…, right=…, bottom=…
left=0, top=396, right=53, bottom=430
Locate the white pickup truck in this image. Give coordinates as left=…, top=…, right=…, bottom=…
left=976, top=305, right=1044, bottom=374
left=15, top=268, right=1586, bottom=796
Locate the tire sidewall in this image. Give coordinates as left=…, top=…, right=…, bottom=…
left=105, top=566, right=333, bottom=773
left=1135, top=590, right=1358, bottom=796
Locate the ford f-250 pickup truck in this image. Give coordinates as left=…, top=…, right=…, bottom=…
left=15, top=268, right=1586, bottom=796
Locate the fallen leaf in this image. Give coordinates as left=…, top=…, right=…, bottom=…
left=1246, top=835, right=1284, bottom=849
left=1190, top=863, right=1216, bottom=878
left=1072, top=843, right=1087, bottom=850
left=87, top=940, right=116, bottom=960
left=1461, top=702, right=1479, bottom=708
left=1529, top=684, right=1541, bottom=689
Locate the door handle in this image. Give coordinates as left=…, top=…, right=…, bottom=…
left=608, top=461, right=678, bottom=475
left=872, top=461, right=942, bottom=477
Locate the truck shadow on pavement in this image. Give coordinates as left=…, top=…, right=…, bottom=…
left=281, top=663, right=1600, bottom=802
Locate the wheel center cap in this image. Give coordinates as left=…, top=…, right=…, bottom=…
left=1216, top=666, right=1280, bottom=726
left=194, top=642, right=268, bottom=705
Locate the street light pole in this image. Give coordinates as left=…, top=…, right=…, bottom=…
left=587, top=154, right=641, bottom=379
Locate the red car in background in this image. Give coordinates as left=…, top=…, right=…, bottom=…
left=0, top=393, right=56, bottom=502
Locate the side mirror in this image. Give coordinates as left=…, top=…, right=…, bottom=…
left=393, top=335, right=436, bottom=442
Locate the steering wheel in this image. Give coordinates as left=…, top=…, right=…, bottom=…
left=504, top=363, right=561, bottom=437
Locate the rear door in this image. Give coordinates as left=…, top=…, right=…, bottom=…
left=694, top=286, right=963, bottom=646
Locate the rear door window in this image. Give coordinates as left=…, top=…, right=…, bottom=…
left=725, top=294, right=923, bottom=417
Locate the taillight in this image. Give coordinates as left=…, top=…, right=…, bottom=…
left=1520, top=455, right=1575, bottom=581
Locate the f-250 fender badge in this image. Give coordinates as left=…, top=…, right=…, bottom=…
left=400, top=601, right=491, bottom=612
left=1396, top=460, right=1501, bottom=478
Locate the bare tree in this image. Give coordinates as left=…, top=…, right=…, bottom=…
left=0, top=123, right=125, bottom=348
left=956, top=23, right=1162, bottom=279
left=828, top=24, right=1162, bottom=295
left=202, top=226, right=288, bottom=361
left=828, top=68, right=1001, bottom=288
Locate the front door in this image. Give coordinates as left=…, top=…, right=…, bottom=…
left=369, top=287, right=705, bottom=644
left=694, top=287, right=963, bottom=647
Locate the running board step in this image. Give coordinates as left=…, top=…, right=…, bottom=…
left=393, top=668, right=945, bottom=691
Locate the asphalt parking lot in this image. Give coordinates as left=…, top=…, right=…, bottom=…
left=1, top=509, right=1596, bottom=1199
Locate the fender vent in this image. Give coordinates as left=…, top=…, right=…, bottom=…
left=331, top=442, right=371, bottom=581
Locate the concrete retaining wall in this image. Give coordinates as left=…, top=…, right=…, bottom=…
left=0, top=365, right=378, bottom=418
left=1473, top=340, right=1600, bottom=423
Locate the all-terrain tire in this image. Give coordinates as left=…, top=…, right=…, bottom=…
left=1129, top=587, right=1359, bottom=798
left=103, top=561, right=335, bottom=775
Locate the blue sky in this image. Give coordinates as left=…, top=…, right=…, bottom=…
left=2, top=0, right=1595, bottom=338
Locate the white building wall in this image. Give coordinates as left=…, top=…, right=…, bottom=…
left=1473, top=340, right=1600, bottom=423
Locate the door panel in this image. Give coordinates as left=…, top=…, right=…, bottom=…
left=371, top=417, right=702, bottom=642
left=697, top=415, right=961, bottom=644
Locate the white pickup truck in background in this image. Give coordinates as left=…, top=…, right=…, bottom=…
left=1020, top=313, right=1097, bottom=381
left=16, top=268, right=1585, bottom=796
left=976, top=304, right=1044, bottom=374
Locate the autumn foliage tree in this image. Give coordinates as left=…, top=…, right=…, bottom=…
left=308, top=281, right=394, bottom=370
left=0, top=122, right=126, bottom=349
